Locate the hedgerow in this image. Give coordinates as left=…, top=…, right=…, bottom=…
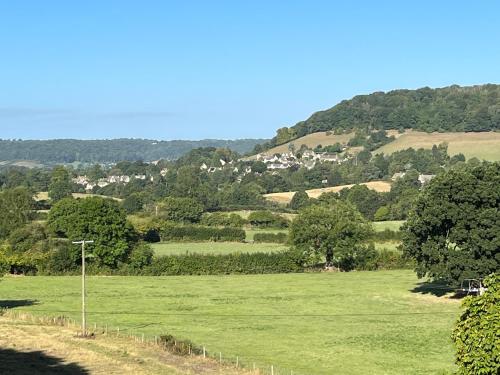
left=253, top=232, right=288, bottom=243
left=145, top=251, right=303, bottom=275
left=452, top=274, right=500, bottom=375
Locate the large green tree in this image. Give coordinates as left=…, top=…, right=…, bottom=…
left=47, top=197, right=136, bottom=267
left=401, top=163, right=500, bottom=285
left=0, top=187, right=34, bottom=239
left=290, top=202, right=373, bottom=270
left=48, top=166, right=73, bottom=202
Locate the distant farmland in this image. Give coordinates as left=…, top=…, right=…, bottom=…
left=374, top=131, right=500, bottom=161
left=264, top=181, right=392, bottom=204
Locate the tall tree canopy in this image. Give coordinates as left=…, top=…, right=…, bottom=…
left=401, top=163, right=500, bottom=285
left=290, top=202, right=373, bottom=270
left=47, top=197, right=136, bottom=267
left=48, top=166, right=73, bottom=202
left=0, top=187, right=34, bottom=239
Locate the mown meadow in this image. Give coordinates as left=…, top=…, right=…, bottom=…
left=0, top=270, right=459, bottom=375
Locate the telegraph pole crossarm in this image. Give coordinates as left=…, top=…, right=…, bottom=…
left=72, top=240, right=94, bottom=337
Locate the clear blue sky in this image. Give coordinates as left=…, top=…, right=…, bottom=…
left=1, top=1, right=499, bottom=140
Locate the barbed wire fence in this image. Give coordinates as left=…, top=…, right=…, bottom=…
left=2, top=309, right=305, bottom=375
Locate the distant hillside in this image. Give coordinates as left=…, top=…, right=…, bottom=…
left=255, top=84, right=500, bottom=153
left=0, top=138, right=266, bottom=165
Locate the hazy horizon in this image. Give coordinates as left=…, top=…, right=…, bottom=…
left=1, top=1, right=500, bottom=140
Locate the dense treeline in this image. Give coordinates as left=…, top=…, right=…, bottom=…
left=257, top=84, right=500, bottom=151
left=0, top=138, right=265, bottom=164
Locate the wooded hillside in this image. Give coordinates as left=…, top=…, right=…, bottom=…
left=256, top=84, right=500, bottom=152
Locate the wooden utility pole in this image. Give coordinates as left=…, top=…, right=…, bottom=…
left=72, top=240, right=94, bottom=336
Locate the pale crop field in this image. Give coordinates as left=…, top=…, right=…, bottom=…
left=263, top=181, right=392, bottom=204
left=249, top=131, right=355, bottom=157
left=374, top=131, right=500, bottom=161
left=0, top=271, right=459, bottom=375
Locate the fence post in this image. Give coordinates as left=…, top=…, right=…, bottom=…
left=203, top=346, right=206, bottom=358
left=142, top=334, right=144, bottom=343
left=271, top=365, right=274, bottom=375
left=236, top=356, right=239, bottom=367
left=219, top=352, right=222, bottom=365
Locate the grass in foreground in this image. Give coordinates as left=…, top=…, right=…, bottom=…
left=151, top=242, right=287, bottom=256
left=0, top=271, right=459, bottom=375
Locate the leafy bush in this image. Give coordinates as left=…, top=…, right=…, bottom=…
left=200, top=212, right=247, bottom=228
left=452, top=274, right=500, bottom=374
left=159, top=334, right=203, bottom=356
left=253, top=232, right=288, bottom=243
left=146, top=251, right=303, bottom=275
left=248, top=211, right=289, bottom=228
left=127, top=243, right=154, bottom=269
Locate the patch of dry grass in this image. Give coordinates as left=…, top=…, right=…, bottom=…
left=0, top=316, right=248, bottom=375
left=34, top=192, right=123, bottom=202
left=263, top=181, right=392, bottom=204
left=250, top=131, right=355, bottom=157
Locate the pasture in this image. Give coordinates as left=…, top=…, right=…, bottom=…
left=374, top=131, right=500, bottom=161
left=263, top=181, right=392, bottom=204
left=151, top=242, right=287, bottom=256
left=0, top=271, right=459, bottom=375
left=373, top=220, right=404, bottom=232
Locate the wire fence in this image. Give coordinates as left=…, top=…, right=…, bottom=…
left=2, top=309, right=304, bottom=375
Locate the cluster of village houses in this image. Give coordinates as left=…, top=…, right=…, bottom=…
left=73, top=168, right=169, bottom=191
left=72, top=148, right=435, bottom=191
left=254, top=150, right=347, bottom=170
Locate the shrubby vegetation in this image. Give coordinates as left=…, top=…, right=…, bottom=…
left=253, top=232, right=288, bottom=244
left=247, top=211, right=289, bottom=228
left=156, top=222, right=245, bottom=243
left=145, top=251, right=303, bottom=275
left=200, top=212, right=247, bottom=227
left=452, top=274, right=499, bottom=374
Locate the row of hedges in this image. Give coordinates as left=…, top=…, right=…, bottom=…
left=371, top=229, right=402, bottom=242
left=145, top=251, right=303, bottom=275
left=253, top=232, right=288, bottom=243
left=142, top=221, right=246, bottom=243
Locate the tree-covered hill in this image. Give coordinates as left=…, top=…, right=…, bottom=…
left=256, top=84, right=500, bottom=152
left=0, top=138, right=266, bottom=164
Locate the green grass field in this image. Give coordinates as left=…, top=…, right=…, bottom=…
left=373, top=221, right=405, bottom=232
left=0, top=271, right=459, bottom=374
left=374, top=131, right=500, bottom=161
left=151, top=241, right=287, bottom=256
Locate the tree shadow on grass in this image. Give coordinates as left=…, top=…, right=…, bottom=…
left=411, top=280, right=457, bottom=297
left=0, top=299, right=39, bottom=309
left=0, top=348, right=90, bottom=374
